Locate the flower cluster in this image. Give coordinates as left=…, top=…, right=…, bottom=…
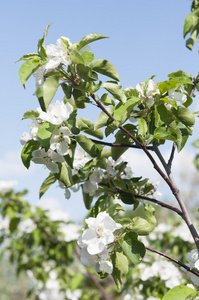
left=83, top=157, right=133, bottom=196
left=20, top=100, right=74, bottom=173
left=35, top=37, right=73, bottom=87
left=139, top=259, right=182, bottom=289
left=78, top=211, right=122, bottom=274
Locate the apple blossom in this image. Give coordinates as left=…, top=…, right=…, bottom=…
left=37, top=100, right=73, bottom=125
left=78, top=211, right=122, bottom=255
left=58, top=223, right=81, bottom=242
left=50, top=126, right=71, bottom=156
left=168, top=88, right=187, bottom=105
left=32, top=148, right=64, bottom=173
left=20, top=118, right=40, bottom=145
left=136, top=79, right=159, bottom=107
left=66, top=288, right=82, bottom=300
left=79, top=246, right=113, bottom=274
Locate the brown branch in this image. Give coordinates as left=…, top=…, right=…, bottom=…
left=89, top=137, right=153, bottom=150
left=99, top=183, right=182, bottom=216
left=90, top=93, right=199, bottom=251
left=134, top=194, right=183, bottom=216
left=146, top=246, right=199, bottom=278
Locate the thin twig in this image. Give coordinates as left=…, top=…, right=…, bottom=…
left=168, top=142, right=176, bottom=169
left=89, top=137, right=154, bottom=150
left=146, top=246, right=199, bottom=278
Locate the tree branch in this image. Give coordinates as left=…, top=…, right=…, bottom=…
left=90, top=93, right=199, bottom=251
left=146, top=246, right=199, bottom=278
left=89, top=137, right=154, bottom=150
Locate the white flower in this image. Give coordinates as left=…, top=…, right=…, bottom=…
left=50, top=126, right=71, bottom=156
left=45, top=38, right=72, bottom=71
left=35, top=65, right=45, bottom=87
left=80, top=247, right=113, bottom=273
left=168, top=88, right=187, bottom=105
left=32, top=148, right=64, bottom=173
left=136, top=79, right=159, bottom=107
left=73, top=147, right=91, bottom=170
left=20, top=118, right=40, bottom=145
left=83, top=180, right=98, bottom=196
left=38, top=100, right=73, bottom=125
left=0, top=180, right=18, bottom=193
left=83, top=168, right=103, bottom=196
left=18, top=218, right=37, bottom=234
left=58, top=223, right=81, bottom=242
left=172, top=223, right=194, bottom=243
left=186, top=249, right=199, bottom=264
left=140, top=260, right=182, bottom=288
left=0, top=217, right=9, bottom=231
left=78, top=211, right=122, bottom=255
left=66, top=289, right=82, bottom=300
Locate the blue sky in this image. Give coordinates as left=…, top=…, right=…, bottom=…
left=1, top=0, right=199, bottom=221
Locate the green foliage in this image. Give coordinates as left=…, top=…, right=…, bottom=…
left=162, top=285, right=197, bottom=300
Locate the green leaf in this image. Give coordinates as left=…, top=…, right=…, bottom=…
left=94, top=106, right=115, bottom=130
left=81, top=51, right=94, bottom=65
left=55, top=163, right=73, bottom=188
left=158, top=77, right=193, bottom=94
left=69, top=48, right=85, bottom=64
left=171, top=106, right=195, bottom=127
left=70, top=274, right=84, bottom=292
left=22, top=110, right=39, bottom=119
left=100, top=93, right=114, bottom=106
left=111, top=124, right=136, bottom=161
left=39, top=173, right=57, bottom=198
left=36, top=75, right=60, bottom=111
left=113, top=97, right=140, bottom=124
left=106, top=203, right=125, bottom=217
left=90, top=59, right=120, bottom=81
left=154, top=104, right=168, bottom=127
left=77, top=118, right=103, bottom=139
left=81, top=186, right=93, bottom=209
left=138, top=118, right=147, bottom=136
left=9, top=217, right=20, bottom=233
left=76, top=134, right=100, bottom=157
left=168, top=70, right=191, bottom=79
left=19, top=57, right=42, bottom=88
left=118, top=232, right=145, bottom=265
left=154, top=127, right=177, bottom=142
left=37, top=122, right=57, bottom=151
left=21, top=140, right=40, bottom=169
left=103, top=81, right=127, bottom=103
left=183, top=7, right=199, bottom=37
left=33, top=228, right=42, bottom=246
left=112, top=251, right=128, bottom=290
left=75, top=33, right=109, bottom=51
left=37, top=23, right=51, bottom=59
left=162, top=285, right=197, bottom=300
left=17, top=53, right=40, bottom=62
left=131, top=204, right=157, bottom=235
left=77, top=64, right=98, bottom=81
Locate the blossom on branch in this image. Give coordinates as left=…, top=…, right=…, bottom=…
left=78, top=212, right=122, bottom=274
left=38, top=100, right=73, bottom=125
left=32, top=148, right=64, bottom=173
left=136, top=79, right=159, bottom=107
left=50, top=126, right=71, bottom=156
